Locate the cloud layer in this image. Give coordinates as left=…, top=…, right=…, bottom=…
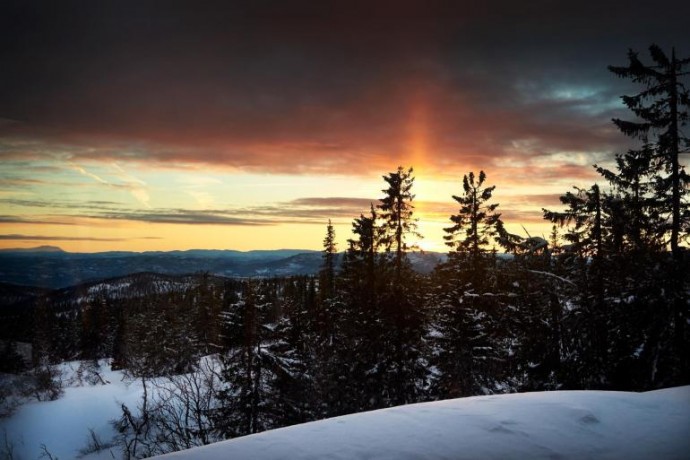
left=1, top=1, right=688, bottom=250
left=2, top=1, right=687, bottom=179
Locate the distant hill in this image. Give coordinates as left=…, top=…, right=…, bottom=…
left=0, top=249, right=445, bottom=289
left=0, top=282, right=50, bottom=309
left=0, top=271, right=228, bottom=342
left=0, top=271, right=219, bottom=313
left=0, top=245, right=65, bottom=253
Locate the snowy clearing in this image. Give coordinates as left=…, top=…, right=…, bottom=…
left=156, top=386, right=690, bottom=460
left=0, top=361, right=141, bottom=460
left=1, top=360, right=688, bottom=460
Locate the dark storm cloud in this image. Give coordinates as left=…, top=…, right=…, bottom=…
left=1, top=0, right=688, bottom=174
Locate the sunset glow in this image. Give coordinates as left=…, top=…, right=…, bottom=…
left=1, top=2, right=686, bottom=252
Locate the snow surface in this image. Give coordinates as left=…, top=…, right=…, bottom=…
left=0, top=361, right=142, bottom=460
left=156, top=387, right=690, bottom=460
left=1, top=361, right=688, bottom=460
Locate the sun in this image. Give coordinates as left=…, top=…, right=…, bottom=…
left=415, top=239, right=445, bottom=253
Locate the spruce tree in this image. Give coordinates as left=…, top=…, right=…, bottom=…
left=595, top=145, right=666, bottom=254
left=215, top=278, right=315, bottom=436
left=501, top=231, right=566, bottom=391
left=376, top=166, right=426, bottom=406
left=443, top=170, right=503, bottom=271
left=319, top=219, right=338, bottom=302
left=270, top=277, right=318, bottom=427
left=544, top=184, right=612, bottom=387
left=347, top=204, right=379, bottom=291
left=215, top=280, right=278, bottom=437
left=607, top=45, right=690, bottom=385
left=330, top=206, right=387, bottom=413
left=544, top=184, right=606, bottom=260
left=432, top=171, right=510, bottom=397
left=608, top=44, right=689, bottom=260
left=378, top=166, right=421, bottom=278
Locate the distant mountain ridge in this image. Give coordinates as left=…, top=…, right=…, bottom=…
left=0, top=246, right=308, bottom=258
left=0, top=248, right=445, bottom=289
left=0, top=245, right=65, bottom=253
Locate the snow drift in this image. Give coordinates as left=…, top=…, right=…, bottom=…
left=156, top=386, right=690, bottom=460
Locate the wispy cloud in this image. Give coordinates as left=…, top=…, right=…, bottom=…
left=0, top=198, right=127, bottom=211
left=110, top=162, right=151, bottom=208
left=110, top=162, right=146, bottom=185
left=0, top=215, right=76, bottom=225
left=0, top=193, right=562, bottom=228
left=73, top=165, right=108, bottom=184
left=289, top=197, right=376, bottom=208
left=68, top=163, right=152, bottom=208
left=0, top=178, right=51, bottom=187
left=186, top=190, right=215, bottom=209
left=95, top=210, right=272, bottom=226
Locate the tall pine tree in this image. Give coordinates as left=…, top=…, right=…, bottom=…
left=432, top=171, right=510, bottom=397
left=608, top=44, right=689, bottom=260
left=607, top=44, right=690, bottom=385
left=376, top=166, right=427, bottom=406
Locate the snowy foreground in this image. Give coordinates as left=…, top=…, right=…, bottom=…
left=1, top=360, right=688, bottom=460
left=156, top=386, right=690, bottom=460
left=0, top=362, right=142, bottom=460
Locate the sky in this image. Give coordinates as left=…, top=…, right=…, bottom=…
left=1, top=0, right=688, bottom=252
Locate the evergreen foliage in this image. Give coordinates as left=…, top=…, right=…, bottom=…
left=318, top=219, right=338, bottom=304
left=608, top=45, right=689, bottom=259
left=376, top=166, right=427, bottom=406
left=607, top=44, right=690, bottom=384
left=432, top=171, right=511, bottom=397
left=444, top=171, right=502, bottom=259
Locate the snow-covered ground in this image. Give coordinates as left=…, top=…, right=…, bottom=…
left=1, top=360, right=688, bottom=460
left=157, top=386, right=690, bottom=460
left=0, top=361, right=141, bottom=460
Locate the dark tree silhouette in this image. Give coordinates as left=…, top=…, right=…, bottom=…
left=609, top=45, right=690, bottom=384
left=319, top=219, right=337, bottom=301
left=444, top=170, right=504, bottom=267
left=608, top=44, right=689, bottom=260
left=378, top=166, right=421, bottom=279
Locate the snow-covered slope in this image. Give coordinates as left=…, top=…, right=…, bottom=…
left=156, top=387, right=690, bottom=460
left=2, top=363, right=688, bottom=460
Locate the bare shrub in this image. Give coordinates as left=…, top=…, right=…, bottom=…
left=1, top=429, right=15, bottom=460
left=77, top=427, right=115, bottom=458
left=30, top=364, right=64, bottom=402
left=113, top=356, right=223, bottom=458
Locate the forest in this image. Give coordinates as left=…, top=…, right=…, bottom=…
left=0, top=45, right=688, bottom=458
